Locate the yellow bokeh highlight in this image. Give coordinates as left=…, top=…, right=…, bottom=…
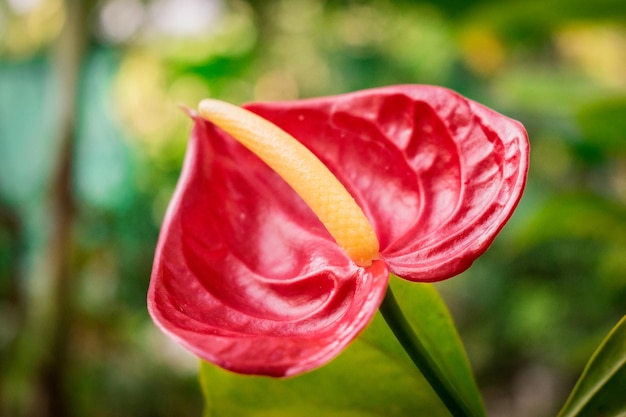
left=1, top=0, right=65, bottom=57
left=460, top=27, right=506, bottom=76
left=253, top=69, right=299, bottom=101
left=556, top=23, right=626, bottom=88
left=114, top=51, right=210, bottom=152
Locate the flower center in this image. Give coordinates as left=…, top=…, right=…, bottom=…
left=198, top=99, right=380, bottom=267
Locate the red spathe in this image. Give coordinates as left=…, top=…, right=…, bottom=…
left=148, top=85, right=529, bottom=377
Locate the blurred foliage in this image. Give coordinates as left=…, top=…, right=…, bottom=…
left=0, top=0, right=625, bottom=416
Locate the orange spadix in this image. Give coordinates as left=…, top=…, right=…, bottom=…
left=198, top=99, right=380, bottom=266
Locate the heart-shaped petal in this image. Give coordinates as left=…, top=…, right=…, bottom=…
left=148, top=85, right=529, bottom=376
left=148, top=117, right=389, bottom=376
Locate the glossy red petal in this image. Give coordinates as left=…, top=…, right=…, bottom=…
left=148, top=117, right=389, bottom=377
left=246, top=85, right=529, bottom=282
left=149, top=85, right=529, bottom=376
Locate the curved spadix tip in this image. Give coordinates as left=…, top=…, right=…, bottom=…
left=197, top=98, right=380, bottom=266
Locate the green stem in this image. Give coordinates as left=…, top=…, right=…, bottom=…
left=379, top=285, right=474, bottom=417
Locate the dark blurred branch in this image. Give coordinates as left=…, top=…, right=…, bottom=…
left=37, top=1, right=90, bottom=415
left=0, top=202, right=22, bottom=306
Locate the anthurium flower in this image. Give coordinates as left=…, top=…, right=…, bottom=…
left=148, top=85, right=529, bottom=377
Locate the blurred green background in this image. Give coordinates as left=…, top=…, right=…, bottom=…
left=0, top=0, right=624, bottom=416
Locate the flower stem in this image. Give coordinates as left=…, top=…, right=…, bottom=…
left=379, top=285, right=474, bottom=417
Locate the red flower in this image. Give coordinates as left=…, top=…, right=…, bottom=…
left=148, top=85, right=529, bottom=377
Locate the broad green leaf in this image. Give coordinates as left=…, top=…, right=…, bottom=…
left=557, top=315, right=626, bottom=417
left=387, top=276, right=486, bottom=417
left=200, top=277, right=485, bottom=417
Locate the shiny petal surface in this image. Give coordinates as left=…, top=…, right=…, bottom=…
left=148, top=85, right=529, bottom=377
left=148, top=117, right=389, bottom=377
left=247, top=85, right=529, bottom=281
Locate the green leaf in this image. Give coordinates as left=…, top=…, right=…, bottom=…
left=557, top=315, right=626, bottom=417
left=200, top=278, right=484, bottom=417
left=384, top=277, right=486, bottom=417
